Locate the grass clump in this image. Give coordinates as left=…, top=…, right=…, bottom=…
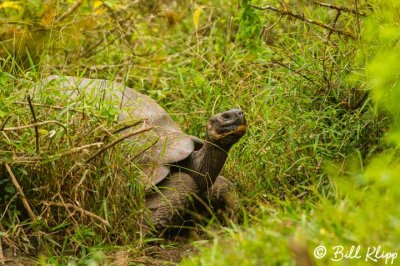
left=0, top=75, right=149, bottom=259
left=0, top=0, right=398, bottom=265
left=182, top=0, right=400, bottom=265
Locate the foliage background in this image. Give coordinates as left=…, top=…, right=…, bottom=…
left=0, top=0, right=399, bottom=265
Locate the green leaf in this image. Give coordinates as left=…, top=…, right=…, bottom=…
left=4, top=184, right=15, bottom=194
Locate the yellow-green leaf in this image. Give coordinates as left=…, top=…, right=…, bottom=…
left=193, top=6, right=203, bottom=30
left=0, top=1, right=22, bottom=11
left=38, top=129, right=49, bottom=136
left=93, top=0, right=106, bottom=15
left=93, top=0, right=103, bottom=9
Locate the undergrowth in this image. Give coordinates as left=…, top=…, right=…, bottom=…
left=0, top=0, right=398, bottom=265
left=1, top=77, right=148, bottom=254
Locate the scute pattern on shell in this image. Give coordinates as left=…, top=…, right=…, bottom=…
left=41, top=75, right=195, bottom=189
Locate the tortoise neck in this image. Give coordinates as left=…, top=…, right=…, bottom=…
left=186, top=140, right=230, bottom=191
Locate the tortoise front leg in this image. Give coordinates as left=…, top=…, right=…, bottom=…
left=145, top=172, right=199, bottom=232
left=203, top=175, right=238, bottom=214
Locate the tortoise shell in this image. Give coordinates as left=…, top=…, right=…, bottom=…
left=42, top=76, right=195, bottom=189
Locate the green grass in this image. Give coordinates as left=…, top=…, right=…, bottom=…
left=1, top=0, right=399, bottom=265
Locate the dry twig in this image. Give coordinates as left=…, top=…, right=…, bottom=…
left=55, top=0, right=84, bottom=23
left=250, top=4, right=356, bottom=39
left=0, top=238, right=4, bottom=266
left=1, top=120, right=73, bottom=147
left=312, top=1, right=367, bottom=16
left=55, top=142, right=104, bottom=158
left=4, top=163, right=37, bottom=223
left=1, top=120, right=64, bottom=131
left=321, top=10, right=342, bottom=90
left=11, top=142, right=104, bottom=164
left=27, top=95, right=39, bottom=154
left=0, top=116, right=11, bottom=131
left=111, top=120, right=143, bottom=135
left=101, top=1, right=137, bottom=50
left=271, top=60, right=315, bottom=83
left=84, top=126, right=153, bottom=164
left=14, top=101, right=104, bottom=118
left=41, top=201, right=110, bottom=228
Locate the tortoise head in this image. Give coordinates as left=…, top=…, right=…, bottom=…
left=206, top=109, right=247, bottom=147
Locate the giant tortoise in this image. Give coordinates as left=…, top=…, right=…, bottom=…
left=42, top=76, right=246, bottom=231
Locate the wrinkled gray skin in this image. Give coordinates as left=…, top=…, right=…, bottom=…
left=41, top=76, right=246, bottom=232
left=146, top=109, right=246, bottom=230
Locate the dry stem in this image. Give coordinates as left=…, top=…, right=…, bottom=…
left=27, top=95, right=39, bottom=154
left=55, top=0, right=84, bottom=23
left=14, top=101, right=104, bottom=118
left=0, top=238, right=4, bottom=266
left=0, top=116, right=11, bottom=131
left=111, top=120, right=143, bottom=135
left=41, top=201, right=110, bottom=228
left=4, top=163, right=37, bottom=223
left=1, top=120, right=64, bottom=131
left=10, top=142, right=104, bottom=164
left=312, top=1, right=367, bottom=16
left=1, top=120, right=73, bottom=147
left=251, top=4, right=356, bottom=39
left=84, top=126, right=154, bottom=164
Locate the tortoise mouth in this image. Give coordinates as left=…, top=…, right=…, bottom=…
left=220, top=124, right=246, bottom=134
left=210, top=123, right=247, bottom=140
left=221, top=119, right=247, bottom=133
left=235, top=124, right=247, bottom=133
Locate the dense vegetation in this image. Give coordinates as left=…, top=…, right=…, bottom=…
left=0, top=0, right=399, bottom=265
